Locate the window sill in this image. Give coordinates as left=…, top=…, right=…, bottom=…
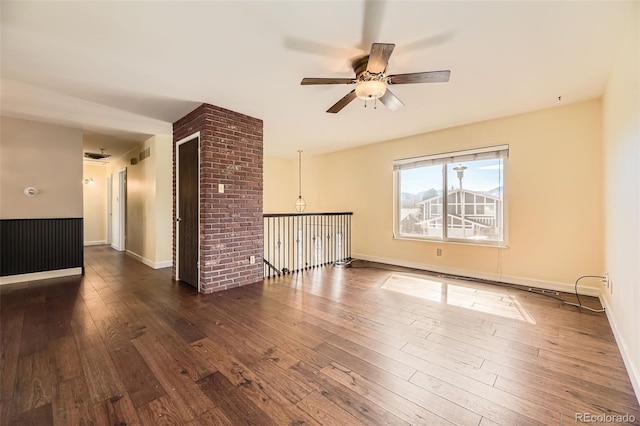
left=393, top=235, right=509, bottom=248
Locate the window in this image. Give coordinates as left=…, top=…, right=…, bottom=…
left=394, top=145, right=508, bottom=245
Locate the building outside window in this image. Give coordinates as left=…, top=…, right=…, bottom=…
left=394, top=145, right=508, bottom=246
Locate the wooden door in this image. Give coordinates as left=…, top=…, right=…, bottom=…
left=177, top=137, right=199, bottom=288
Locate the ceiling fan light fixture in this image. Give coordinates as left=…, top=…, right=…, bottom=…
left=355, top=80, right=387, bottom=100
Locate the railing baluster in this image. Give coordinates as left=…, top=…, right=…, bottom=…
left=338, top=214, right=342, bottom=262
left=324, top=215, right=328, bottom=265
left=348, top=214, right=351, bottom=260
left=267, top=217, right=271, bottom=277
left=276, top=216, right=280, bottom=273
left=287, top=215, right=290, bottom=273
left=269, top=216, right=272, bottom=276
left=323, top=215, right=327, bottom=266
left=295, top=215, right=299, bottom=272
left=331, top=214, right=335, bottom=264
left=326, top=215, right=330, bottom=265
left=306, top=214, right=310, bottom=269
left=339, top=214, right=343, bottom=261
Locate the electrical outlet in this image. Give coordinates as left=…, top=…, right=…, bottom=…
left=436, top=248, right=442, bottom=257
left=603, top=273, right=609, bottom=287
left=249, top=255, right=255, bottom=264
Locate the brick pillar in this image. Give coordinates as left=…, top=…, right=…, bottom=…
left=173, top=104, right=263, bottom=293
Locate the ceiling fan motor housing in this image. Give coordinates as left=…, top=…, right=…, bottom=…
left=352, top=55, right=372, bottom=77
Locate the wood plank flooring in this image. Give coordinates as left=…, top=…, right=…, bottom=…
left=1, top=245, right=639, bottom=425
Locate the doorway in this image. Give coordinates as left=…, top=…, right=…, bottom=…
left=117, top=168, right=127, bottom=252
left=176, top=135, right=199, bottom=289
left=106, top=175, right=113, bottom=246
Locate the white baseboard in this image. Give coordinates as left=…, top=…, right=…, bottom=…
left=0, top=267, right=83, bottom=286
left=84, top=240, right=107, bottom=246
left=352, top=252, right=602, bottom=297
left=155, top=260, right=173, bottom=269
left=600, top=296, right=640, bottom=404
left=125, top=250, right=172, bottom=269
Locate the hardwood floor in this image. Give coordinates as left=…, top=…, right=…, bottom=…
left=1, top=246, right=639, bottom=425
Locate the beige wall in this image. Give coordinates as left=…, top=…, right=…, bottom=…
left=264, top=156, right=296, bottom=213
left=602, top=3, right=640, bottom=399
left=106, top=135, right=172, bottom=267
left=154, top=135, right=173, bottom=263
left=271, top=100, right=604, bottom=292
left=0, top=117, right=83, bottom=219
left=125, top=141, right=156, bottom=260
left=82, top=163, right=107, bottom=243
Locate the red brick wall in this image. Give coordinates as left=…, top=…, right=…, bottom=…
left=173, top=104, right=263, bottom=293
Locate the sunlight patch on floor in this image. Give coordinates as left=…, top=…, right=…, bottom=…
left=381, top=273, right=536, bottom=324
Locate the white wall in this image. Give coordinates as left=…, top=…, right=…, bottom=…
left=602, top=3, right=640, bottom=400
left=0, top=117, right=83, bottom=219
left=82, top=163, right=107, bottom=244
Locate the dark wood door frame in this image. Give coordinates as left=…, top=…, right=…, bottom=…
left=176, top=133, right=200, bottom=290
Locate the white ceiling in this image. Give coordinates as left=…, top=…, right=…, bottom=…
left=0, top=1, right=634, bottom=158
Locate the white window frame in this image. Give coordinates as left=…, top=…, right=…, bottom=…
left=393, top=145, right=509, bottom=247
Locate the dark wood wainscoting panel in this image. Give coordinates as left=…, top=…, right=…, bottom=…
left=0, top=218, right=84, bottom=276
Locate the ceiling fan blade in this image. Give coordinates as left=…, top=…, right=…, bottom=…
left=403, top=31, right=455, bottom=53
left=284, top=36, right=355, bottom=59
left=361, top=0, right=386, bottom=49
left=301, top=78, right=355, bottom=85
left=379, top=89, right=404, bottom=111
left=367, top=43, right=395, bottom=74
left=387, top=70, right=451, bottom=85
left=327, top=90, right=357, bottom=113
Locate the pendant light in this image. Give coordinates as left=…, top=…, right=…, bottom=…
left=295, top=150, right=306, bottom=212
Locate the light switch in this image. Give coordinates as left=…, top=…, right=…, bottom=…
left=218, top=184, right=224, bottom=193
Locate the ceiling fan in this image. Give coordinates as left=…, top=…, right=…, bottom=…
left=301, top=43, right=450, bottom=113
left=84, top=148, right=111, bottom=160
